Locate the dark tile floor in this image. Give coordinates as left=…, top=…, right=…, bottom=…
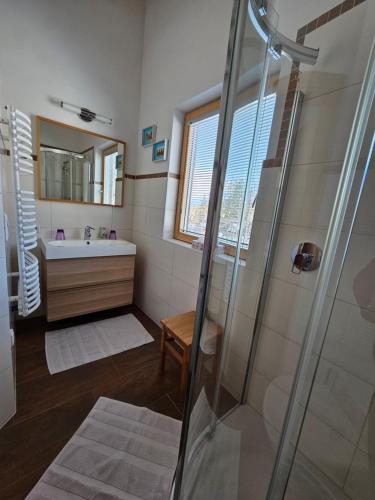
left=0, top=305, right=184, bottom=500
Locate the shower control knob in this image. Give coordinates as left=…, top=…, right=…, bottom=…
left=291, top=242, right=322, bottom=274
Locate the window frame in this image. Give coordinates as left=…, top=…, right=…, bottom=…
left=174, top=99, right=251, bottom=260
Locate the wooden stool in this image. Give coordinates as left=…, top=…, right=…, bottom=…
left=160, top=311, right=195, bottom=394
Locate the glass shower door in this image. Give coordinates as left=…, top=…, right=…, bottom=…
left=173, top=0, right=293, bottom=498
left=172, top=1, right=375, bottom=500
left=283, top=90, right=375, bottom=500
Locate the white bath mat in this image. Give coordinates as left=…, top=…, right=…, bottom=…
left=26, top=397, right=182, bottom=499
left=45, top=314, right=154, bottom=374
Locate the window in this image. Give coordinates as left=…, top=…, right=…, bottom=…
left=175, top=93, right=276, bottom=257
left=102, top=145, right=119, bottom=205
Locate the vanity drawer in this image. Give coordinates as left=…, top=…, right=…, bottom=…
left=45, top=255, right=135, bottom=291
left=46, top=280, right=134, bottom=321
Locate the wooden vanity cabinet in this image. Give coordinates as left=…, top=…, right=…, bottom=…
left=42, top=255, right=135, bottom=322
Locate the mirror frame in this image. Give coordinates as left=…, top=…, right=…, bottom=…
left=35, top=116, right=127, bottom=208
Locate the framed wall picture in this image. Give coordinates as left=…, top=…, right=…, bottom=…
left=142, top=125, right=157, bottom=147
left=152, top=139, right=169, bottom=162
left=115, top=154, right=123, bottom=170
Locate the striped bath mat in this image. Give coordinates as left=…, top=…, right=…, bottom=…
left=45, top=314, right=154, bottom=374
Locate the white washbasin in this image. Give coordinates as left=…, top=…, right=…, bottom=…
left=41, top=238, right=136, bottom=260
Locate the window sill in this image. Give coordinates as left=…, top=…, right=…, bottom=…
left=214, top=252, right=246, bottom=267
left=164, top=237, right=203, bottom=254
left=164, top=237, right=246, bottom=267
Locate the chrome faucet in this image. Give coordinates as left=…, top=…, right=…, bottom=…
left=84, top=226, right=95, bottom=240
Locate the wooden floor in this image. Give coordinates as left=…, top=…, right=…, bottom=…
left=0, top=305, right=185, bottom=500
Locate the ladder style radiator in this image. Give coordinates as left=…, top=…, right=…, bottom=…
left=9, top=107, right=41, bottom=316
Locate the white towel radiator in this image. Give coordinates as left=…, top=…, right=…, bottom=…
left=8, top=107, right=41, bottom=316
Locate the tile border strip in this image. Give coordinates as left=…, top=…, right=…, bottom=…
left=264, top=0, right=367, bottom=168
left=0, top=148, right=179, bottom=180
left=125, top=172, right=180, bottom=180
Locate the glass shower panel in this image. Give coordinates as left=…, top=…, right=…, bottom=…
left=174, top=1, right=375, bottom=500
left=174, top=1, right=293, bottom=499
left=283, top=100, right=375, bottom=500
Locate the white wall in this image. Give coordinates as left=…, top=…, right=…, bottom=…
left=132, top=0, right=234, bottom=324
left=0, top=117, right=16, bottom=428
left=0, top=0, right=145, bottom=245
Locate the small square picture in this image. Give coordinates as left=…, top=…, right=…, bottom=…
left=152, top=139, right=169, bottom=162
left=115, top=154, right=123, bottom=170
left=142, top=125, right=157, bottom=147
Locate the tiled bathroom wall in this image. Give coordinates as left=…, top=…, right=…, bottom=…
left=131, top=0, right=233, bottom=324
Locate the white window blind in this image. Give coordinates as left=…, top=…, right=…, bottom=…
left=182, top=93, right=276, bottom=248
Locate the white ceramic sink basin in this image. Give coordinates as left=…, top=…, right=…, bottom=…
left=41, top=238, right=136, bottom=260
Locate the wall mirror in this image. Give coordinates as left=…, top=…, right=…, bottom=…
left=36, top=117, right=126, bottom=207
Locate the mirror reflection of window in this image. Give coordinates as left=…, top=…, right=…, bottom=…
left=102, top=145, right=118, bottom=205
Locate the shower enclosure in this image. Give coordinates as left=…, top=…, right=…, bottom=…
left=172, top=1, right=375, bottom=499
left=40, top=148, right=93, bottom=202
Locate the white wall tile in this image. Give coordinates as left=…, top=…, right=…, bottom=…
left=50, top=202, right=112, bottom=231
left=262, top=278, right=313, bottom=344
left=35, top=200, right=52, bottom=228
left=134, top=178, right=167, bottom=209
left=0, top=156, right=13, bottom=194
left=309, top=358, right=373, bottom=445
left=133, top=179, right=148, bottom=207
left=281, top=162, right=342, bottom=229
left=0, top=367, right=15, bottom=428
left=234, top=266, right=262, bottom=320
left=337, top=233, right=375, bottom=309
left=163, top=208, right=176, bottom=239
left=253, top=168, right=280, bottom=223
left=173, top=244, right=202, bottom=288
left=299, top=411, right=355, bottom=487
left=123, top=178, right=134, bottom=206
left=144, top=235, right=175, bottom=274
left=222, top=347, right=247, bottom=400
left=0, top=314, right=12, bottom=372
left=169, top=275, right=198, bottom=314
left=246, top=220, right=271, bottom=273
left=0, top=258, right=9, bottom=318
left=0, top=199, right=5, bottom=259
left=145, top=207, right=165, bottom=238
left=112, top=204, right=133, bottom=230
left=2, top=192, right=16, bottom=229
left=350, top=168, right=375, bottom=237
left=247, top=370, right=288, bottom=433
left=132, top=205, right=147, bottom=233
left=344, top=449, right=375, bottom=500
left=301, top=2, right=370, bottom=100
left=142, top=262, right=172, bottom=305
left=321, top=300, right=375, bottom=386
left=165, top=177, right=179, bottom=210
left=358, top=394, right=375, bottom=459
left=228, top=309, right=254, bottom=361
left=116, top=229, right=133, bottom=242
left=145, top=178, right=167, bottom=209
left=254, top=326, right=301, bottom=392
left=138, top=288, right=169, bottom=325
left=293, top=84, right=361, bottom=166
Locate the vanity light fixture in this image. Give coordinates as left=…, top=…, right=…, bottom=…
left=60, top=101, right=112, bottom=125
